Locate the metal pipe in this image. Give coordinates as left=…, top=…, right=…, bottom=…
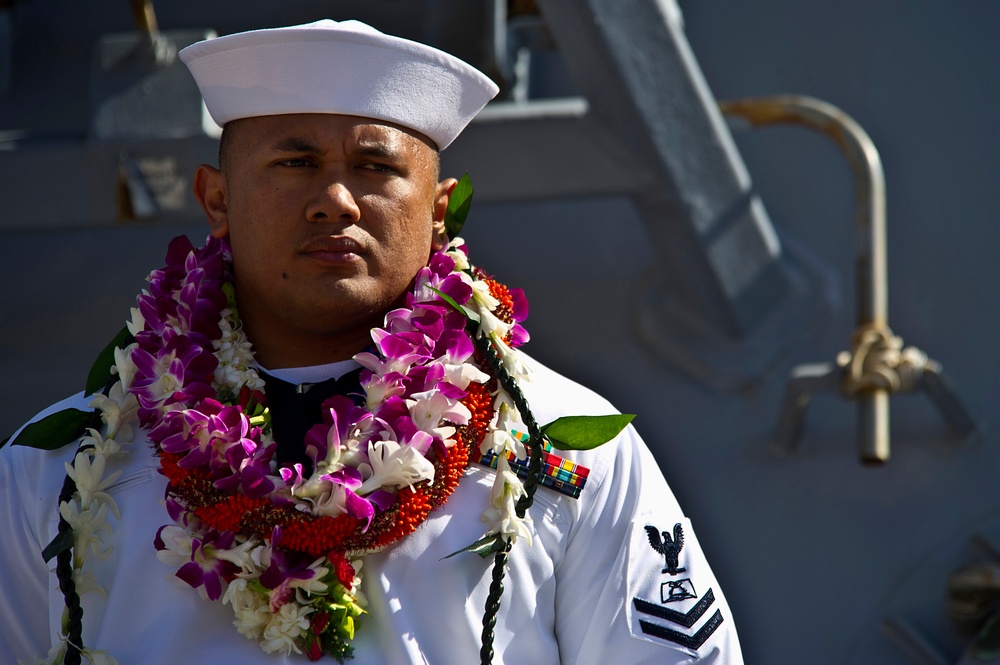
left=719, top=96, right=890, bottom=462
left=125, top=0, right=175, bottom=65
left=128, top=0, right=159, bottom=38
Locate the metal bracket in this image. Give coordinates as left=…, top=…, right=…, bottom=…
left=89, top=1, right=214, bottom=141
left=771, top=331, right=976, bottom=463
left=719, top=96, right=977, bottom=463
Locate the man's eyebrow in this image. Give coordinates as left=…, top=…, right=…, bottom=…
left=267, top=137, right=323, bottom=154
left=265, top=137, right=403, bottom=160
left=353, top=141, right=402, bottom=161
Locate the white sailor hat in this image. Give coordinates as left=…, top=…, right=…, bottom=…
left=179, top=19, right=499, bottom=149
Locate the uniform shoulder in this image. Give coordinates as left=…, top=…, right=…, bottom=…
left=516, top=353, right=620, bottom=425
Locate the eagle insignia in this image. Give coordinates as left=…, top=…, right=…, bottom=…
left=645, top=523, right=686, bottom=575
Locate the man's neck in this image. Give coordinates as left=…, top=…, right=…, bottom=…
left=245, top=325, right=374, bottom=370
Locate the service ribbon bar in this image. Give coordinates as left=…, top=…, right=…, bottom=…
left=478, top=431, right=590, bottom=499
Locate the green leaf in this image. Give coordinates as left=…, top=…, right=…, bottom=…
left=541, top=414, right=636, bottom=451
left=85, top=325, right=134, bottom=396
left=10, top=408, right=101, bottom=451
left=975, top=611, right=1000, bottom=659
left=444, top=172, right=474, bottom=238
left=41, top=530, right=75, bottom=563
left=427, top=287, right=481, bottom=323
left=441, top=532, right=505, bottom=560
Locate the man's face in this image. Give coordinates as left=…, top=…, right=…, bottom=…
left=196, top=113, right=453, bottom=367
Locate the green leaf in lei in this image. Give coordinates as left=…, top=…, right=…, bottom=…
left=428, top=286, right=481, bottom=323
left=41, top=530, right=75, bottom=563
left=85, top=325, right=134, bottom=396
left=541, top=414, right=636, bottom=451
left=974, top=612, right=1000, bottom=660
left=8, top=408, right=103, bottom=450
left=444, top=172, right=474, bottom=238
left=442, top=532, right=506, bottom=560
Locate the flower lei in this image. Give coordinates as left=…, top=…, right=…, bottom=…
left=33, top=232, right=535, bottom=664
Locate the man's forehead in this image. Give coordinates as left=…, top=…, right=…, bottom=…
left=237, top=114, right=435, bottom=153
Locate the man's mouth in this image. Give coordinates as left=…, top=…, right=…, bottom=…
left=300, top=236, right=366, bottom=263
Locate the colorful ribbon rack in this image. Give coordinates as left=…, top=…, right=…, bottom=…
left=479, top=431, right=590, bottom=499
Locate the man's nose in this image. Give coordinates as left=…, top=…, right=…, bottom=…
left=306, top=179, right=361, bottom=224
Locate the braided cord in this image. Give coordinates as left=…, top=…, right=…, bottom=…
left=474, top=335, right=545, bottom=665
left=55, top=447, right=87, bottom=665
left=479, top=539, right=512, bottom=665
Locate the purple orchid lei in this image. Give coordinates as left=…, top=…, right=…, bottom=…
left=59, top=233, right=534, bottom=662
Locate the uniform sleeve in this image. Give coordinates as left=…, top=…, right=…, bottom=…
left=0, top=442, right=59, bottom=662
left=552, top=426, right=744, bottom=665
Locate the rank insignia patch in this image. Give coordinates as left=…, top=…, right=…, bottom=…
left=633, top=590, right=723, bottom=649
left=627, top=517, right=724, bottom=654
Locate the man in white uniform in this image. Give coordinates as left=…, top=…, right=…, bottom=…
left=0, top=19, right=743, bottom=665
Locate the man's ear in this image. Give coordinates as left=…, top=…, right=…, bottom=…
left=193, top=164, right=230, bottom=238
left=431, top=177, right=458, bottom=251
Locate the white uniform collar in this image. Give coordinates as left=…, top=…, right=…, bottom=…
left=255, top=358, right=361, bottom=385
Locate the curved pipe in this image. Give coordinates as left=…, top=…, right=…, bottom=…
left=719, top=95, right=890, bottom=462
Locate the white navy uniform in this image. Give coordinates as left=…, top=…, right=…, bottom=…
left=0, top=356, right=743, bottom=664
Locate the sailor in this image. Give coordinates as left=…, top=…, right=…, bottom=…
left=0, top=19, right=744, bottom=664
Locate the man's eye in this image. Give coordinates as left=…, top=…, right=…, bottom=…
left=277, top=158, right=312, bottom=167
left=360, top=162, right=396, bottom=174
